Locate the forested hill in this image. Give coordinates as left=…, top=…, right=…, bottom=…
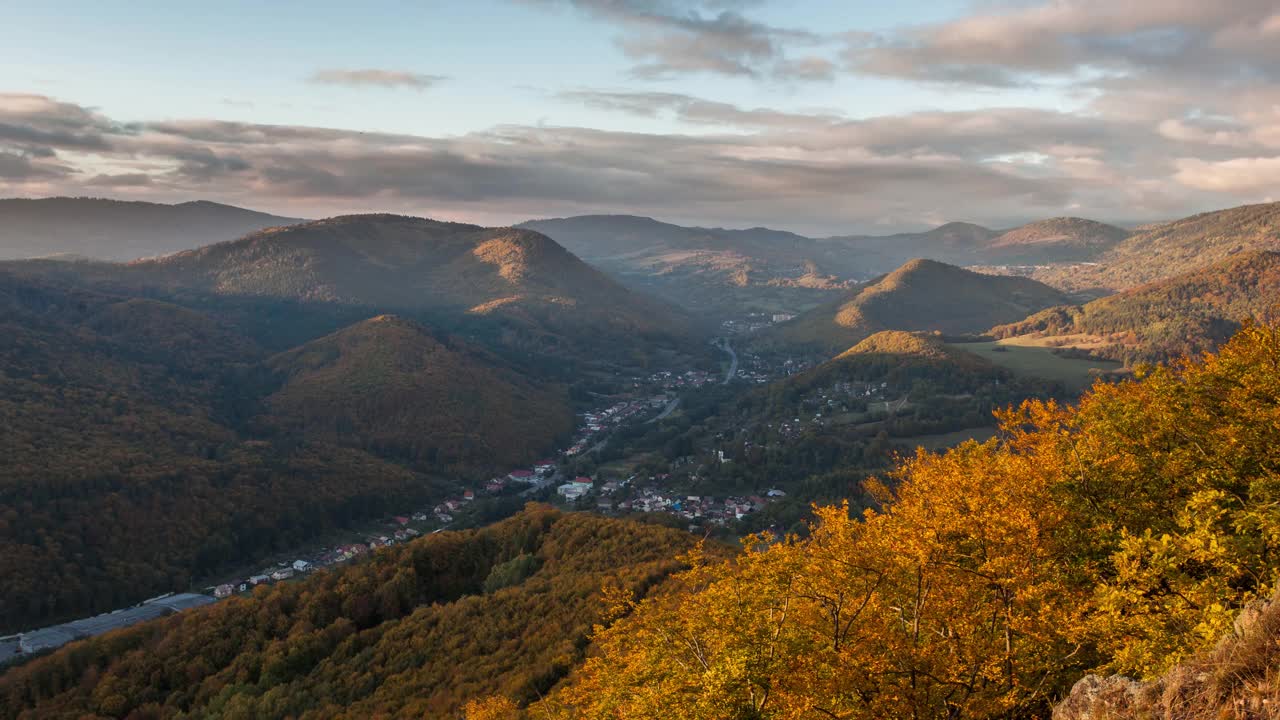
left=993, top=250, right=1280, bottom=362
left=128, top=214, right=701, bottom=357
left=0, top=507, right=705, bottom=720
left=1034, top=200, right=1280, bottom=292
left=0, top=272, right=572, bottom=633
left=760, top=258, right=1072, bottom=352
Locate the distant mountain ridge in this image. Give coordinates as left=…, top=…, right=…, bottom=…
left=520, top=214, right=1129, bottom=319
left=0, top=197, right=302, bottom=261
left=2, top=213, right=700, bottom=363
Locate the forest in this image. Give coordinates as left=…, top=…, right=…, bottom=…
left=0, top=272, right=573, bottom=633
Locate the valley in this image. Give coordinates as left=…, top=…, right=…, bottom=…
left=2, top=197, right=1279, bottom=720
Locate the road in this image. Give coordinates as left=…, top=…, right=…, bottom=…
left=646, top=396, right=681, bottom=423
left=717, top=338, right=739, bottom=384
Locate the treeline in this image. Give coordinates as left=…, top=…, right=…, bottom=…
left=0, top=507, right=701, bottom=719
left=522, top=323, right=1280, bottom=718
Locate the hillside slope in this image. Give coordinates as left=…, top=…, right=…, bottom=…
left=0, top=197, right=301, bottom=261
left=761, top=258, right=1073, bottom=352
left=994, top=250, right=1280, bottom=362
left=1034, top=201, right=1280, bottom=291
left=0, top=507, right=705, bottom=720
left=985, top=217, right=1129, bottom=263
left=0, top=274, right=569, bottom=633
left=263, top=315, right=573, bottom=468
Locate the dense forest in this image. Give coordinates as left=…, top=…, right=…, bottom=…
left=6, top=325, right=1278, bottom=719
left=0, top=508, right=704, bottom=719
left=0, top=272, right=572, bottom=632
left=531, top=323, right=1280, bottom=718
left=993, top=250, right=1280, bottom=363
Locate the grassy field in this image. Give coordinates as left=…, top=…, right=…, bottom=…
left=949, top=341, right=1124, bottom=392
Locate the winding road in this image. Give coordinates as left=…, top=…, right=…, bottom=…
left=717, top=338, right=739, bottom=384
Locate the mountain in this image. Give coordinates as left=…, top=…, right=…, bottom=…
left=759, top=258, right=1073, bottom=352
left=262, top=315, right=573, bottom=468
left=994, top=250, right=1280, bottom=362
left=116, top=214, right=699, bottom=360
left=983, top=217, right=1129, bottom=263
left=1033, top=201, right=1280, bottom=292
left=830, top=221, right=999, bottom=270
left=0, top=272, right=572, bottom=633
left=0, top=197, right=302, bottom=261
left=517, top=215, right=1131, bottom=320
left=0, top=507, right=705, bottom=719
left=519, top=214, right=859, bottom=318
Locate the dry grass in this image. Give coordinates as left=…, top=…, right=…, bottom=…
left=1056, top=591, right=1280, bottom=719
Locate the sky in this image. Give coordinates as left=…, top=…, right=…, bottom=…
left=2, top=0, right=1280, bottom=235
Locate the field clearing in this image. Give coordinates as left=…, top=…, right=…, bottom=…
left=949, top=341, right=1123, bottom=392
left=909, top=426, right=999, bottom=451
left=996, top=332, right=1117, bottom=350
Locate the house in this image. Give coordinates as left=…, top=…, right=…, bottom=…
left=213, top=584, right=234, bottom=599
left=249, top=574, right=270, bottom=586
left=557, top=482, right=591, bottom=500
left=485, top=480, right=505, bottom=493
left=463, top=490, right=475, bottom=501
left=292, top=560, right=312, bottom=573
left=767, top=489, right=787, bottom=498
left=508, top=469, right=536, bottom=483
left=270, top=568, right=295, bottom=581
left=393, top=516, right=410, bottom=526
left=534, top=460, right=556, bottom=474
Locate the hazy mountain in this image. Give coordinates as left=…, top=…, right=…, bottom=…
left=519, top=214, right=859, bottom=318
left=0, top=214, right=700, bottom=366
left=519, top=215, right=1127, bottom=320
left=759, top=258, right=1073, bottom=352
left=983, top=217, right=1130, bottom=263
left=1033, top=201, right=1280, bottom=292
left=994, top=250, right=1280, bottom=362
left=0, top=197, right=302, bottom=261
left=829, top=222, right=1000, bottom=270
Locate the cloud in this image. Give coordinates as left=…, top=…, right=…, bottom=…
left=307, top=69, right=447, bottom=90
left=843, top=1, right=1280, bottom=89
left=0, top=90, right=1274, bottom=234
left=1174, top=157, right=1280, bottom=195
left=524, top=0, right=835, bottom=80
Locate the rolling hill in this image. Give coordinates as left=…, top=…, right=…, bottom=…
left=993, top=250, right=1280, bottom=363
left=1033, top=201, right=1280, bottom=292
left=0, top=197, right=301, bottom=261
left=262, top=315, right=573, bottom=469
left=759, top=258, right=1073, bottom=352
